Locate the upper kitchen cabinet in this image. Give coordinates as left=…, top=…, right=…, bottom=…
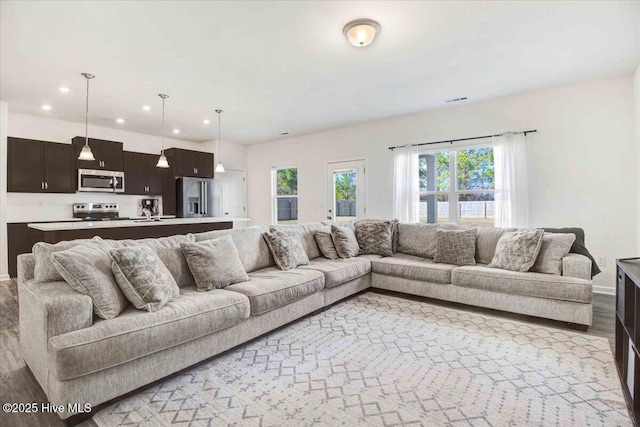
left=72, top=137, right=124, bottom=171
left=165, top=148, right=214, bottom=178
left=8, top=137, right=75, bottom=193
left=123, top=151, right=168, bottom=195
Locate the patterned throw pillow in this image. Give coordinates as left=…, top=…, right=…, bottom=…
left=315, top=231, right=339, bottom=260
left=331, top=224, right=361, bottom=258
left=181, top=235, right=250, bottom=290
left=489, top=229, right=545, bottom=272
left=355, top=220, right=393, bottom=256
left=434, top=229, right=477, bottom=266
left=51, top=241, right=129, bottom=320
left=530, top=233, right=576, bottom=275
left=110, top=245, right=180, bottom=312
left=263, top=227, right=310, bottom=270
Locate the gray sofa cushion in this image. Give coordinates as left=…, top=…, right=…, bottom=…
left=226, top=267, right=324, bottom=315
left=530, top=233, right=576, bottom=275
left=372, top=253, right=456, bottom=284
left=181, top=236, right=249, bottom=291
left=263, top=228, right=310, bottom=271
left=475, top=227, right=516, bottom=264
left=452, top=265, right=592, bottom=303
left=355, top=220, right=393, bottom=257
left=110, top=245, right=180, bottom=312
left=331, top=224, right=361, bottom=258
left=397, top=223, right=439, bottom=258
left=48, top=287, right=250, bottom=380
left=434, top=229, right=477, bottom=266
left=315, top=231, right=339, bottom=260
left=489, top=229, right=544, bottom=272
left=299, top=256, right=372, bottom=288
left=195, top=226, right=274, bottom=273
left=271, top=222, right=329, bottom=260
left=33, top=236, right=102, bottom=282
left=51, top=241, right=129, bottom=320
left=134, top=235, right=196, bottom=288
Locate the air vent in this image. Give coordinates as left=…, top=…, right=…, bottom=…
left=445, top=97, right=468, bottom=103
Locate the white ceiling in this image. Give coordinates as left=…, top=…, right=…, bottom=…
left=1, top=1, right=639, bottom=144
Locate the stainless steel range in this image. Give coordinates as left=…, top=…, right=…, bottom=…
left=73, top=203, right=129, bottom=221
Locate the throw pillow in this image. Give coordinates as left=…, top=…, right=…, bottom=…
left=262, top=227, right=310, bottom=270
left=475, top=227, right=516, bottom=264
left=33, top=236, right=103, bottom=282
left=331, top=224, right=360, bottom=258
left=488, top=229, right=544, bottom=272
left=51, top=241, right=129, bottom=320
left=397, top=223, right=440, bottom=258
left=434, top=229, right=477, bottom=266
left=530, top=233, right=576, bottom=275
left=544, top=227, right=601, bottom=278
left=110, top=245, right=180, bottom=312
left=181, top=235, right=249, bottom=291
left=357, top=218, right=399, bottom=253
left=355, top=220, right=393, bottom=256
left=315, top=231, right=339, bottom=260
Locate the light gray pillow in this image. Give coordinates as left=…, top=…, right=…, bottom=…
left=434, top=229, right=477, bottom=266
left=181, top=235, right=249, bottom=291
left=315, top=231, right=339, bottom=260
left=51, top=241, right=129, bottom=320
left=355, top=220, right=393, bottom=257
left=331, top=224, right=360, bottom=259
left=530, top=233, right=576, bottom=275
left=397, top=223, right=440, bottom=258
left=262, top=227, right=310, bottom=270
left=33, top=236, right=103, bottom=282
left=110, top=245, right=180, bottom=312
left=489, top=229, right=544, bottom=272
left=126, top=235, right=196, bottom=288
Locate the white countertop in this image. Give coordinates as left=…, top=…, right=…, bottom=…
left=28, top=217, right=250, bottom=231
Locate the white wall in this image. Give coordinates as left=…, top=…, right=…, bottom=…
left=0, top=111, right=247, bottom=278
left=247, top=76, right=637, bottom=294
left=0, top=102, right=9, bottom=280
left=635, top=65, right=640, bottom=254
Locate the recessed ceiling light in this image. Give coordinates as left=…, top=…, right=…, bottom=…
left=203, top=119, right=210, bottom=124
left=42, top=104, right=52, bottom=110
left=173, top=129, right=180, bottom=134
left=116, top=118, right=125, bottom=124
left=59, top=87, right=70, bottom=93
left=142, top=105, right=151, bottom=111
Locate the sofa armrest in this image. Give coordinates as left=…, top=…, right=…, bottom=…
left=18, top=279, right=93, bottom=391
left=17, top=253, right=35, bottom=285
left=562, top=254, right=592, bottom=281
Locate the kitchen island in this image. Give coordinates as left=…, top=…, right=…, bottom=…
left=27, top=217, right=250, bottom=244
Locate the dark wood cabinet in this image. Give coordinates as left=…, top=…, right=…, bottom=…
left=123, top=151, right=168, bottom=195
left=165, top=148, right=214, bottom=178
left=72, top=137, right=124, bottom=171
left=8, top=137, right=75, bottom=193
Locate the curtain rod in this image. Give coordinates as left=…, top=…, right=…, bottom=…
left=387, top=129, right=537, bottom=151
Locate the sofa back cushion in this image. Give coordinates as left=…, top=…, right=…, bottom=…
left=33, top=236, right=103, bottom=282
left=397, top=223, right=440, bottom=258
left=194, top=225, right=274, bottom=273
left=475, top=227, right=517, bottom=264
left=271, top=222, right=329, bottom=260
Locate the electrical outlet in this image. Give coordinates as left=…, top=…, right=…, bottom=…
left=596, top=256, right=606, bottom=267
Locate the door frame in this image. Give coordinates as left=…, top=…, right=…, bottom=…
left=326, top=159, right=367, bottom=221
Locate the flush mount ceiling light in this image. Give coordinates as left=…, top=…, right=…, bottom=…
left=78, top=72, right=96, bottom=161
left=156, top=94, right=170, bottom=168
left=343, top=19, right=381, bottom=47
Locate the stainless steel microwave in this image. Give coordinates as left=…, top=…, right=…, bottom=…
left=77, top=169, right=125, bottom=193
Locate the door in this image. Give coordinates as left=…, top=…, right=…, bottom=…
left=123, top=152, right=147, bottom=194
left=194, top=152, right=214, bottom=178
left=220, top=169, right=246, bottom=219
left=43, top=143, right=75, bottom=193
left=145, top=154, right=165, bottom=194
left=8, top=138, right=45, bottom=192
left=326, top=160, right=366, bottom=221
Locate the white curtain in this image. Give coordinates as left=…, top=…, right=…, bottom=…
left=493, top=132, right=529, bottom=228
left=393, top=144, right=420, bottom=223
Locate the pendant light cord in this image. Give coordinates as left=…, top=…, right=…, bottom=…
left=161, top=97, right=165, bottom=154
left=85, top=76, right=89, bottom=146
left=216, top=109, right=222, bottom=164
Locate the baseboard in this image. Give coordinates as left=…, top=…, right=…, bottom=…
left=0, top=274, right=9, bottom=282
left=593, top=285, right=615, bottom=296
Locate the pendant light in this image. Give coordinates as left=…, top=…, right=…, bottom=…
left=156, top=94, right=170, bottom=168
left=214, top=109, right=225, bottom=173
left=78, top=73, right=96, bottom=160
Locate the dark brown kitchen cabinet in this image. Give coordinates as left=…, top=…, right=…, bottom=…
left=72, top=136, right=124, bottom=171
left=165, top=148, right=214, bottom=178
left=123, top=151, right=168, bottom=195
left=8, top=137, right=75, bottom=193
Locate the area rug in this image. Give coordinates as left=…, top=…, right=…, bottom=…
left=91, top=293, right=630, bottom=426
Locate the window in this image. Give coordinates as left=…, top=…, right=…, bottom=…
left=419, top=147, right=495, bottom=226
left=271, top=167, right=298, bottom=225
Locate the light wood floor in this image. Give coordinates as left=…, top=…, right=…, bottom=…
left=0, top=278, right=617, bottom=427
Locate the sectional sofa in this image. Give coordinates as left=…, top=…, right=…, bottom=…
left=17, top=221, right=593, bottom=420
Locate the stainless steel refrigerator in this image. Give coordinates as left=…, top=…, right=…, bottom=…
left=176, top=177, right=221, bottom=218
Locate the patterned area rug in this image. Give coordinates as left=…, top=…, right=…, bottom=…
left=91, top=293, right=630, bottom=426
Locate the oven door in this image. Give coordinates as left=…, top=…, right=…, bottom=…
left=78, top=169, right=125, bottom=193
